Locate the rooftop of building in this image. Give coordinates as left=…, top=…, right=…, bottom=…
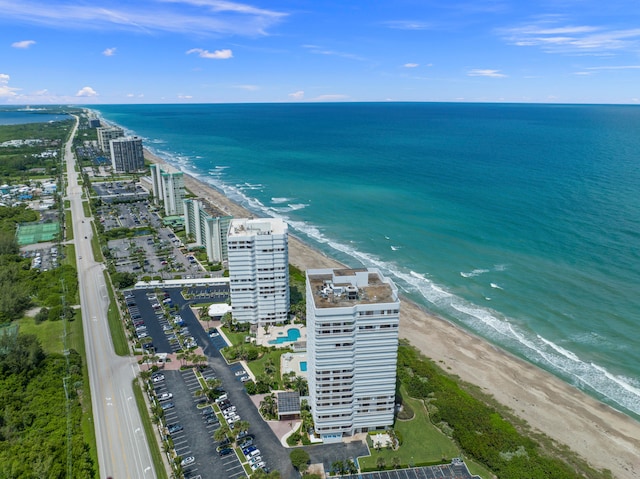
left=198, top=199, right=229, bottom=219
left=308, top=268, right=398, bottom=308
left=228, top=217, right=287, bottom=237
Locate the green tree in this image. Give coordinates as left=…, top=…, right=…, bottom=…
left=289, top=448, right=310, bottom=473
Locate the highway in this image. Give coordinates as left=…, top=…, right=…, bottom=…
left=64, top=116, right=156, bottom=478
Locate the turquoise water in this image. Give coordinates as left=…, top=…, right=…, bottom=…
left=268, top=328, right=301, bottom=345
left=300, top=361, right=308, bottom=372
left=92, top=103, right=640, bottom=419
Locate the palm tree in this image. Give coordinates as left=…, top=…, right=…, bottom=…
left=293, top=376, right=308, bottom=396
left=233, top=420, right=250, bottom=440
left=213, top=424, right=232, bottom=444
left=260, top=393, right=278, bottom=419
left=376, top=457, right=386, bottom=470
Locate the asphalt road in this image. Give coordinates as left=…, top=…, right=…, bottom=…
left=65, top=116, right=156, bottom=478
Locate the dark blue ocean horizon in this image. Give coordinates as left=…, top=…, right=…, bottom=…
left=91, top=102, right=640, bottom=420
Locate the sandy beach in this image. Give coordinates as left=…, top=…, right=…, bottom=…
left=145, top=150, right=640, bottom=478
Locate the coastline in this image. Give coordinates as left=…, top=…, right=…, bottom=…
left=144, top=149, right=640, bottom=478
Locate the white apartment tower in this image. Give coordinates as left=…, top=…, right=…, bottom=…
left=149, top=164, right=163, bottom=205
left=110, top=136, right=144, bottom=172
left=306, top=268, right=400, bottom=442
left=184, top=198, right=233, bottom=263
left=96, top=126, right=124, bottom=154
left=161, top=170, right=185, bottom=216
left=227, top=218, right=289, bottom=325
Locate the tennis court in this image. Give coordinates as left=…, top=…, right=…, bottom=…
left=342, top=460, right=479, bottom=479
left=16, top=222, right=60, bottom=245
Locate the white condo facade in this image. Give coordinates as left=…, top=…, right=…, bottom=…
left=227, top=218, right=289, bottom=325
left=184, top=198, right=233, bottom=263
left=110, top=136, right=144, bottom=172
left=149, top=164, right=185, bottom=216
left=306, top=268, right=400, bottom=442
left=96, top=126, right=124, bottom=154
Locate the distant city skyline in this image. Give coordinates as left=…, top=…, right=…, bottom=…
left=1, top=0, right=640, bottom=105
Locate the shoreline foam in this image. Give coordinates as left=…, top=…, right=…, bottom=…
left=145, top=147, right=639, bottom=477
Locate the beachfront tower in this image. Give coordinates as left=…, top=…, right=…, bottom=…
left=110, top=136, right=144, bottom=172
left=96, top=126, right=124, bottom=154
left=184, top=198, right=233, bottom=263
left=306, top=268, right=400, bottom=442
left=227, top=218, right=289, bottom=325
left=160, top=168, right=185, bottom=216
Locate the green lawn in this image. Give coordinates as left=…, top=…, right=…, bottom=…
left=248, top=348, right=287, bottom=386
left=103, top=270, right=129, bottom=356
left=65, top=209, right=74, bottom=240
left=359, top=390, right=460, bottom=471
left=16, top=312, right=82, bottom=355
left=132, top=380, right=169, bottom=479
left=82, top=200, right=91, bottom=217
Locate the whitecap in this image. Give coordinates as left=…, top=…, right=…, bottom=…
left=390, top=245, right=400, bottom=251
left=460, top=268, right=490, bottom=278
left=490, top=283, right=503, bottom=289
left=271, top=197, right=294, bottom=204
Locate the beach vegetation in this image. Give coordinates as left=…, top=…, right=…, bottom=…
left=395, top=341, right=611, bottom=479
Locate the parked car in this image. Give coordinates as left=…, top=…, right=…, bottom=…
left=234, top=370, right=246, bottom=377
left=181, top=456, right=195, bottom=466
left=218, top=448, right=233, bottom=457
left=160, top=402, right=174, bottom=410
left=167, top=424, right=183, bottom=434
left=152, top=374, right=165, bottom=383
left=157, top=392, right=173, bottom=402
left=251, top=461, right=266, bottom=471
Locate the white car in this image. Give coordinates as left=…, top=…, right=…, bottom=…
left=152, top=374, right=165, bottom=383
left=250, top=461, right=266, bottom=471
left=181, top=456, right=195, bottom=466
left=234, top=370, right=246, bottom=376
left=158, top=392, right=173, bottom=402
left=249, top=456, right=262, bottom=465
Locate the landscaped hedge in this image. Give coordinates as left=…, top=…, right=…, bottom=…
left=397, top=343, right=609, bottom=479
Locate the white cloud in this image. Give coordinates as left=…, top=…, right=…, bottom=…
left=467, top=69, right=506, bottom=78
left=0, top=74, right=20, bottom=98
left=403, top=63, right=419, bottom=68
left=178, top=94, right=193, bottom=99
left=76, top=86, right=98, bottom=97
left=312, top=94, right=349, bottom=102
left=103, top=47, right=116, bottom=56
left=383, top=20, right=431, bottom=31
left=288, top=90, right=304, bottom=100
left=12, top=40, right=36, bottom=49
left=0, top=0, right=287, bottom=37
left=302, top=44, right=364, bottom=61
left=187, top=48, right=233, bottom=59
left=586, top=65, right=640, bottom=70
left=233, top=84, right=259, bottom=91
left=500, top=19, right=640, bottom=55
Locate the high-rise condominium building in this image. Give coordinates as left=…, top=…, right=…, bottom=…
left=96, top=126, right=124, bottom=154
left=110, top=136, right=144, bottom=172
left=306, top=268, right=400, bottom=442
left=160, top=169, right=185, bottom=216
left=149, top=164, right=185, bottom=216
left=227, top=218, right=289, bottom=325
left=184, top=198, right=233, bottom=263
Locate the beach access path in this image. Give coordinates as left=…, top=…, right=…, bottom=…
left=145, top=150, right=640, bottom=479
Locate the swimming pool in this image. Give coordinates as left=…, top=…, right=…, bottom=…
left=268, top=327, right=301, bottom=345
left=300, top=361, right=307, bottom=372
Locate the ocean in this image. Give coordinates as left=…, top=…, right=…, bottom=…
left=92, top=102, right=640, bottom=420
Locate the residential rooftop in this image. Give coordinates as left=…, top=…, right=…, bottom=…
left=228, top=217, right=287, bottom=237
left=308, top=268, right=398, bottom=308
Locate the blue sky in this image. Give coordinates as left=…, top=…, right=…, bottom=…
left=1, top=0, right=640, bottom=104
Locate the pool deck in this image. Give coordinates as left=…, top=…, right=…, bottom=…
left=256, top=323, right=307, bottom=348
left=280, top=351, right=307, bottom=379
